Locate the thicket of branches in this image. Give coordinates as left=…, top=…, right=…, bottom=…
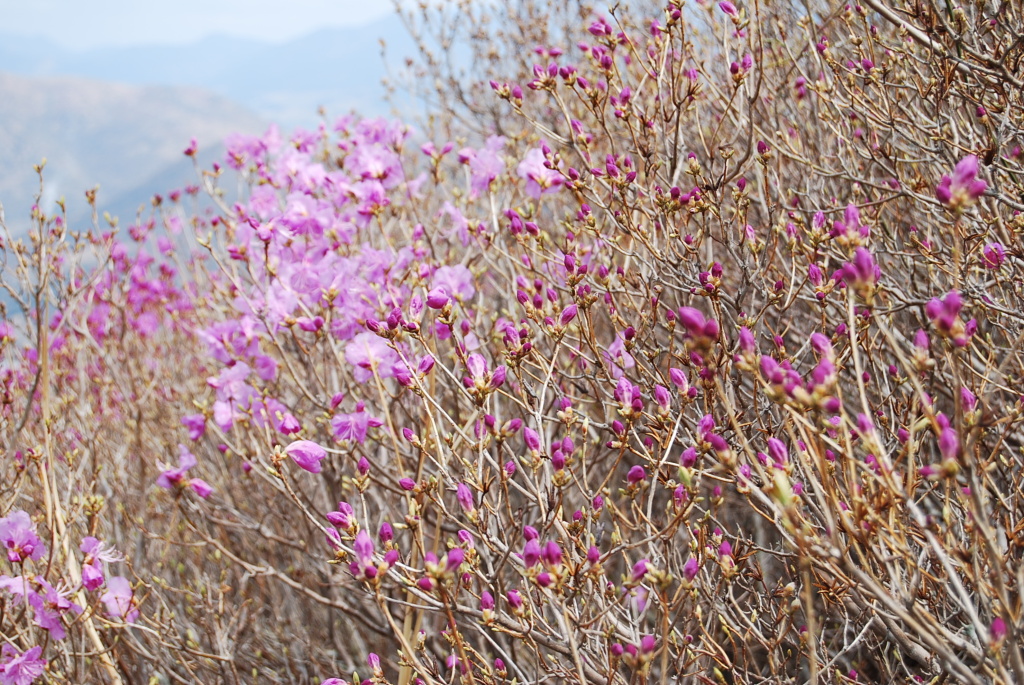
left=1, top=0, right=1023, bottom=683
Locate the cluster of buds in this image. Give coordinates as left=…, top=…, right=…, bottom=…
left=935, top=154, right=987, bottom=211
left=521, top=531, right=567, bottom=589
left=618, top=635, right=659, bottom=673
left=462, top=353, right=508, bottom=404
left=840, top=247, right=881, bottom=303
left=614, top=376, right=644, bottom=419
left=830, top=203, right=870, bottom=249
left=489, top=80, right=523, bottom=106
left=418, top=547, right=466, bottom=592
left=677, top=307, right=720, bottom=353
left=925, top=291, right=976, bottom=347
left=348, top=530, right=398, bottom=586
left=807, top=263, right=839, bottom=301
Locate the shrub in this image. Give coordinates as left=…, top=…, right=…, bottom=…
left=2, top=0, right=1024, bottom=683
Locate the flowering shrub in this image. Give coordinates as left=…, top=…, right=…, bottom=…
left=2, top=0, right=1024, bottom=683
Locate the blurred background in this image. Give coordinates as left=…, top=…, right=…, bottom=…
left=0, top=0, right=417, bottom=229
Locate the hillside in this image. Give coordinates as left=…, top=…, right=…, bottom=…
left=0, top=71, right=266, bottom=231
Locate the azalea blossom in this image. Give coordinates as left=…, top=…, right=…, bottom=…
left=0, top=644, right=46, bottom=685
left=284, top=440, right=327, bottom=474
left=100, top=576, right=139, bottom=623
left=156, top=445, right=213, bottom=498
left=0, top=511, right=45, bottom=564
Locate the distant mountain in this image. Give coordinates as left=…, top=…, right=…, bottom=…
left=0, top=15, right=422, bottom=234
left=0, top=15, right=414, bottom=129
left=0, top=71, right=266, bottom=232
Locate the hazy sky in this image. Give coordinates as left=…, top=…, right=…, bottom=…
left=0, top=0, right=396, bottom=49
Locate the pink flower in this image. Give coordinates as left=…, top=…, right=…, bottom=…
left=461, top=135, right=506, bottom=198
left=80, top=537, right=121, bottom=591
left=331, top=402, right=383, bottom=444
left=100, top=576, right=138, bottom=623
left=181, top=413, right=206, bottom=441
left=0, top=511, right=45, bottom=564
left=344, top=332, right=400, bottom=383
left=0, top=644, right=46, bottom=685
left=284, top=440, right=327, bottom=473
left=517, top=148, right=563, bottom=199
left=27, top=578, right=81, bottom=640
left=432, top=265, right=476, bottom=301
left=156, top=445, right=212, bottom=498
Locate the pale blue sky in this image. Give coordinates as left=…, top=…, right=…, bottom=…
left=0, top=0, right=396, bottom=49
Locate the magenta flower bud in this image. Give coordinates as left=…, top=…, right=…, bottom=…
left=683, top=557, right=700, bottom=581
left=982, top=242, right=1005, bottom=269
left=494, top=658, right=506, bottom=673
left=669, top=367, right=689, bottom=389
left=445, top=547, right=465, bottom=572
left=541, top=541, right=563, bottom=567
left=680, top=447, right=698, bottom=468
left=939, top=427, right=959, bottom=461
left=426, top=287, right=450, bottom=309
left=523, top=539, right=541, bottom=567
left=416, top=356, right=436, bottom=377
left=189, top=479, right=213, bottom=498
left=480, top=590, right=495, bottom=610
left=587, top=546, right=601, bottom=564
left=640, top=635, right=657, bottom=653
left=810, top=332, right=832, bottom=357
left=961, top=388, right=978, bottom=413
left=707, top=434, right=729, bottom=453
left=559, top=304, right=578, bottom=326
left=507, top=589, right=523, bottom=609
left=767, top=438, right=788, bottom=466
left=738, top=327, right=756, bottom=355
left=719, top=541, right=733, bottom=558
left=677, top=307, right=706, bottom=335
left=491, top=366, right=507, bottom=388
left=367, top=653, right=381, bottom=672
left=456, top=483, right=475, bottom=513
left=458, top=529, right=474, bottom=548
left=627, top=465, right=647, bottom=485
left=417, top=576, right=436, bottom=592
left=631, top=559, right=649, bottom=582
left=523, top=525, right=539, bottom=540
left=379, top=522, right=393, bottom=543
left=524, top=427, right=541, bottom=451
left=550, top=450, right=566, bottom=470
left=611, top=643, right=624, bottom=657
left=719, top=0, right=738, bottom=14
left=914, top=329, right=930, bottom=351
left=504, top=460, right=517, bottom=476
left=357, top=456, right=371, bottom=476
left=399, top=478, right=417, bottom=491
left=654, top=384, right=671, bottom=409
left=992, top=617, right=1008, bottom=643
left=757, top=140, right=770, bottom=155
left=593, top=494, right=604, bottom=510
left=284, top=440, right=327, bottom=474
left=536, top=572, right=553, bottom=587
